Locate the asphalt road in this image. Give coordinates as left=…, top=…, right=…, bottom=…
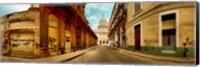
left=66, top=46, right=147, bottom=64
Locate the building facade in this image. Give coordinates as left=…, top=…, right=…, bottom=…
left=125, top=2, right=196, bottom=57
left=108, top=3, right=127, bottom=48
left=95, top=16, right=109, bottom=46
left=1, top=4, right=97, bottom=58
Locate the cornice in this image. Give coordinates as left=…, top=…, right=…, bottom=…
left=126, top=2, right=195, bottom=28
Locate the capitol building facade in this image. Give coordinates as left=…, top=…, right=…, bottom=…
left=94, top=16, right=109, bottom=46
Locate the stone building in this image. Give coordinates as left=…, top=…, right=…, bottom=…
left=94, top=16, right=109, bottom=46
left=1, top=10, right=41, bottom=57
left=125, top=2, right=196, bottom=57
left=1, top=4, right=97, bottom=58
left=108, top=3, right=127, bottom=48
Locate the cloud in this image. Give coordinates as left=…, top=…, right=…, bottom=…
left=88, top=16, right=97, bottom=20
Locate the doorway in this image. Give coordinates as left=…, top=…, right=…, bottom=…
left=134, top=24, right=141, bottom=50
left=64, top=21, right=71, bottom=53
left=160, top=12, right=177, bottom=53
left=48, top=14, right=59, bottom=56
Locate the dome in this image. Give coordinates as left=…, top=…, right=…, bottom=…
left=98, top=15, right=108, bottom=29
left=99, top=17, right=107, bottom=26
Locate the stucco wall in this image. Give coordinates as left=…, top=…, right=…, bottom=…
left=178, top=7, right=195, bottom=47
left=142, top=13, right=159, bottom=47
left=2, top=10, right=40, bottom=57
left=126, top=2, right=195, bottom=48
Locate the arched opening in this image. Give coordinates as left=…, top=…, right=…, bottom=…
left=64, top=19, right=71, bottom=53
left=76, top=26, right=81, bottom=50
left=48, top=14, right=59, bottom=56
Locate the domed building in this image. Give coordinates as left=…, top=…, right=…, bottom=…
left=94, top=15, right=109, bottom=46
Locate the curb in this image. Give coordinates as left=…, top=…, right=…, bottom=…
left=110, top=46, right=195, bottom=63
left=2, top=46, right=97, bottom=63
left=59, top=46, right=97, bottom=62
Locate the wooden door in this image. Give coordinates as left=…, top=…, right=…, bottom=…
left=162, top=29, right=176, bottom=50
left=134, top=24, right=141, bottom=50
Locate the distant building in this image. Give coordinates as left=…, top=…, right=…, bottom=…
left=125, top=2, right=196, bottom=57
left=94, top=16, right=109, bottom=46
left=1, top=4, right=97, bottom=58
left=108, top=3, right=127, bottom=48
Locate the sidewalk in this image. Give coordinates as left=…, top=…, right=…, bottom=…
left=1, top=46, right=97, bottom=63
left=114, top=47, right=195, bottom=64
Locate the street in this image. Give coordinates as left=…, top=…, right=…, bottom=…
left=0, top=3, right=196, bottom=66
left=66, top=46, right=147, bottom=64
left=2, top=45, right=194, bottom=64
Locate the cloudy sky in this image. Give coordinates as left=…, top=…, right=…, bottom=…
left=85, top=3, right=114, bottom=30
left=0, top=4, right=31, bottom=16
left=0, top=3, right=114, bottom=30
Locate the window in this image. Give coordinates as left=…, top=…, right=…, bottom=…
left=161, top=13, right=176, bottom=30
left=48, top=14, right=58, bottom=28
left=135, top=3, right=141, bottom=14
left=162, top=29, right=176, bottom=46
left=65, top=19, right=71, bottom=31
left=161, top=12, right=176, bottom=46
left=161, top=13, right=176, bottom=21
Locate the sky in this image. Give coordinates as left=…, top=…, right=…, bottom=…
left=85, top=3, right=114, bottom=30
left=0, top=4, right=31, bottom=16
left=0, top=3, right=114, bottom=30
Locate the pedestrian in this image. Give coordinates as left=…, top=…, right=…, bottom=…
left=183, top=43, right=188, bottom=58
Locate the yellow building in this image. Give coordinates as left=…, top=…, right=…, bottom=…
left=1, top=10, right=41, bottom=57
left=1, top=4, right=97, bottom=58
left=125, top=2, right=196, bottom=57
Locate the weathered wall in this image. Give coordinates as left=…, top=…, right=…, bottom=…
left=126, top=2, right=195, bottom=48
left=142, top=13, right=159, bottom=47
left=2, top=10, right=40, bottom=57
left=178, top=7, right=195, bottom=47
left=2, top=4, right=98, bottom=58
left=9, top=32, right=34, bottom=57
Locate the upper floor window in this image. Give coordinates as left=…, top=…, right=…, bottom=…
left=161, top=13, right=176, bottom=21
left=134, top=3, right=141, bottom=14
left=161, top=13, right=176, bottom=30
left=48, top=14, right=58, bottom=28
